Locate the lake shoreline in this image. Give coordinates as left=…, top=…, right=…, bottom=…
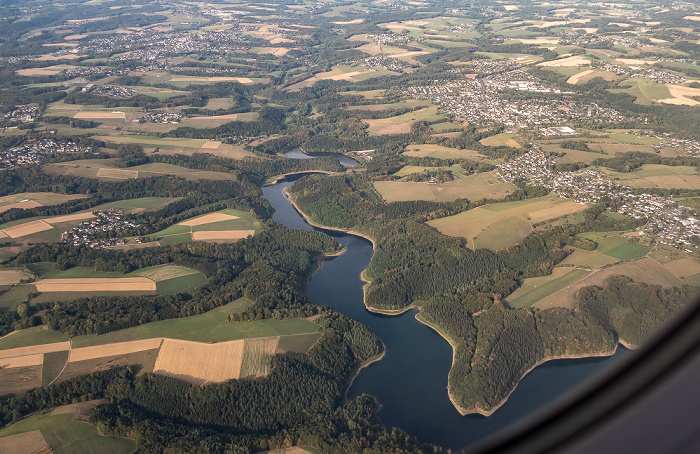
left=282, top=184, right=638, bottom=418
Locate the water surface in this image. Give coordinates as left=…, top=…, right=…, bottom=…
left=262, top=175, right=628, bottom=451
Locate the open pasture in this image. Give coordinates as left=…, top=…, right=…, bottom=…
left=402, top=144, right=490, bottom=161
left=0, top=413, right=135, bottom=454
left=480, top=132, right=522, bottom=148
left=534, top=257, right=683, bottom=309
left=0, top=326, right=69, bottom=352
left=427, top=195, right=588, bottom=248
left=347, top=99, right=432, bottom=112
left=73, top=111, right=126, bottom=119
left=0, top=192, right=85, bottom=209
left=153, top=338, right=245, bottom=384
left=364, top=106, right=444, bottom=135
left=0, top=269, right=33, bottom=285
left=44, top=159, right=238, bottom=181
left=71, top=298, right=319, bottom=347
left=508, top=268, right=591, bottom=309
left=375, top=172, right=517, bottom=203
left=557, top=248, right=619, bottom=269
left=155, top=209, right=259, bottom=243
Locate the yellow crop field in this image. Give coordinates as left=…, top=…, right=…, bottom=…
left=96, top=167, right=139, bottom=179
left=179, top=213, right=240, bottom=226
left=0, top=200, right=42, bottom=213
left=0, top=353, right=44, bottom=368
left=0, top=430, right=49, bottom=454
left=34, top=278, right=156, bottom=292
left=73, top=111, right=126, bottom=119
left=192, top=230, right=255, bottom=242
left=539, top=55, right=591, bottom=67
left=1, top=220, right=53, bottom=238
left=68, top=338, right=162, bottom=362
left=659, top=85, right=700, bottom=106
left=153, top=338, right=245, bottom=385
left=0, top=342, right=70, bottom=359
left=45, top=212, right=96, bottom=225
left=240, top=337, right=279, bottom=378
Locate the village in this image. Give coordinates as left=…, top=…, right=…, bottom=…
left=61, top=208, right=140, bottom=248
left=398, top=69, right=628, bottom=127
left=496, top=148, right=700, bottom=251
left=0, top=139, right=94, bottom=169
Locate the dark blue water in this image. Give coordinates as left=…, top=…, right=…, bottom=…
left=284, top=147, right=359, bottom=167
left=262, top=176, right=628, bottom=452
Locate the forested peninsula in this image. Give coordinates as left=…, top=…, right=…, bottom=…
left=286, top=173, right=697, bottom=414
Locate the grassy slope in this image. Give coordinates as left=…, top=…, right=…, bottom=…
left=71, top=298, right=319, bottom=348
left=0, top=413, right=135, bottom=454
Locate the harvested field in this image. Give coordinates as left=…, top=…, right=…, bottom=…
left=240, top=337, right=279, bottom=378
left=558, top=248, right=619, bottom=269
left=96, top=167, right=138, bottom=179
left=539, top=55, right=591, bottom=67
left=258, top=47, right=290, bottom=56
left=44, top=212, right=96, bottom=225
left=567, top=69, right=594, bottom=85
left=34, top=277, right=156, bottom=293
left=0, top=269, right=32, bottom=285
left=534, top=257, right=683, bottom=309
left=0, top=354, right=43, bottom=368
left=659, top=85, right=700, bottom=106
left=17, top=67, right=62, bottom=76
left=169, top=76, right=254, bottom=83
left=58, top=349, right=159, bottom=383
left=1, top=220, right=52, bottom=238
left=0, top=430, right=48, bottom=454
left=0, top=200, right=42, bottom=213
left=363, top=118, right=414, bottom=135
left=507, top=267, right=584, bottom=308
left=73, top=111, right=126, bottom=119
left=0, top=364, right=43, bottom=396
left=42, top=350, right=69, bottom=386
left=663, top=257, right=700, bottom=279
left=69, top=338, right=162, bottom=362
left=192, top=230, right=255, bottom=241
left=180, top=212, right=240, bottom=226
left=403, top=144, right=488, bottom=161
left=199, top=140, right=222, bottom=149
left=334, top=18, right=364, bottom=24
left=0, top=341, right=70, bottom=359
left=480, top=132, right=522, bottom=148
left=528, top=201, right=589, bottom=223
left=153, top=338, right=245, bottom=384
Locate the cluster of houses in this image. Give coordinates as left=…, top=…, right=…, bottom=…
left=71, top=27, right=249, bottom=61
left=62, top=209, right=140, bottom=248
left=344, top=55, right=409, bottom=71
left=399, top=70, right=627, bottom=127
left=138, top=111, right=183, bottom=124
left=496, top=148, right=700, bottom=251
left=367, top=33, right=413, bottom=46
left=0, top=139, right=92, bottom=169
left=1, top=106, right=39, bottom=125
left=82, top=84, right=134, bottom=98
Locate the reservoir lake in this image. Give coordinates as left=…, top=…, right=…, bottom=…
left=262, top=174, right=628, bottom=451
